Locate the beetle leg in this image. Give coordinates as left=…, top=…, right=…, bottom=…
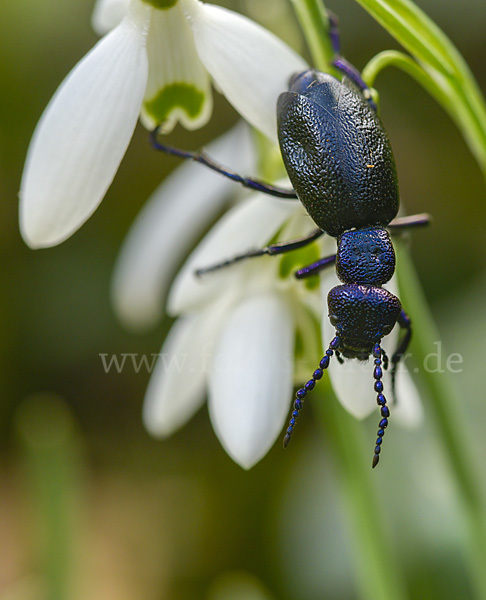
left=326, top=13, right=378, bottom=112
left=381, top=348, right=389, bottom=371
left=390, top=310, right=412, bottom=402
left=327, top=10, right=341, bottom=54
left=195, top=229, right=324, bottom=277
left=294, top=254, right=336, bottom=279
left=150, top=128, right=297, bottom=199
left=388, top=213, right=431, bottom=232
left=333, top=58, right=376, bottom=103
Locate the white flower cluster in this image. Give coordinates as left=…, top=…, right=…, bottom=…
left=20, top=0, right=422, bottom=469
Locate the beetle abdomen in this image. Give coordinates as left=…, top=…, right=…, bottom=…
left=277, top=72, right=399, bottom=237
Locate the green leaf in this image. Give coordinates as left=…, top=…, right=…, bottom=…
left=362, top=51, right=486, bottom=172
left=355, top=0, right=486, bottom=173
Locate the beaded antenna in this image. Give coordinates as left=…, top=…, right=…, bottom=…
left=283, top=338, right=391, bottom=468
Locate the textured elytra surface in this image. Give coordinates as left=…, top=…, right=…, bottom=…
left=328, top=284, right=401, bottom=357
left=336, top=227, right=395, bottom=285
left=277, top=73, right=399, bottom=237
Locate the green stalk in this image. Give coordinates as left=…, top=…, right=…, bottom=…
left=362, top=50, right=486, bottom=179
left=288, top=0, right=334, bottom=70
left=396, top=246, right=486, bottom=598
left=314, top=381, right=409, bottom=600
left=362, top=51, right=454, bottom=111
left=16, top=394, right=82, bottom=600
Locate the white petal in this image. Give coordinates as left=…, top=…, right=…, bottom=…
left=141, top=3, right=212, bottom=132
left=112, top=123, right=256, bottom=330
left=167, top=194, right=300, bottom=316
left=182, top=0, right=308, bottom=142
left=208, top=293, right=294, bottom=469
left=91, top=0, right=130, bottom=35
left=392, top=368, right=424, bottom=427
left=322, top=337, right=377, bottom=419
left=144, top=294, right=236, bottom=437
left=19, top=3, right=150, bottom=248
left=143, top=316, right=206, bottom=437
left=143, top=303, right=225, bottom=437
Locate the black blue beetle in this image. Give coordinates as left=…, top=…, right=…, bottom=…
left=150, top=16, right=430, bottom=468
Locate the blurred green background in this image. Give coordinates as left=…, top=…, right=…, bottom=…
left=0, top=1, right=485, bottom=599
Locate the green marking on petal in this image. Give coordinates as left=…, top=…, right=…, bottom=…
left=279, top=242, right=320, bottom=290
left=294, top=327, right=305, bottom=360
left=141, top=0, right=178, bottom=10
left=144, top=83, right=206, bottom=125
left=293, top=304, right=322, bottom=382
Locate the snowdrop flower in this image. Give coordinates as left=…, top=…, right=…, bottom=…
left=138, top=193, right=321, bottom=469
left=113, top=127, right=422, bottom=468
left=19, top=0, right=307, bottom=248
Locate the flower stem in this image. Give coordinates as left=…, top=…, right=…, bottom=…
left=289, top=4, right=407, bottom=597
left=16, top=394, right=83, bottom=600
left=396, top=245, right=486, bottom=598
left=288, top=0, right=334, bottom=71
left=313, top=380, right=408, bottom=600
